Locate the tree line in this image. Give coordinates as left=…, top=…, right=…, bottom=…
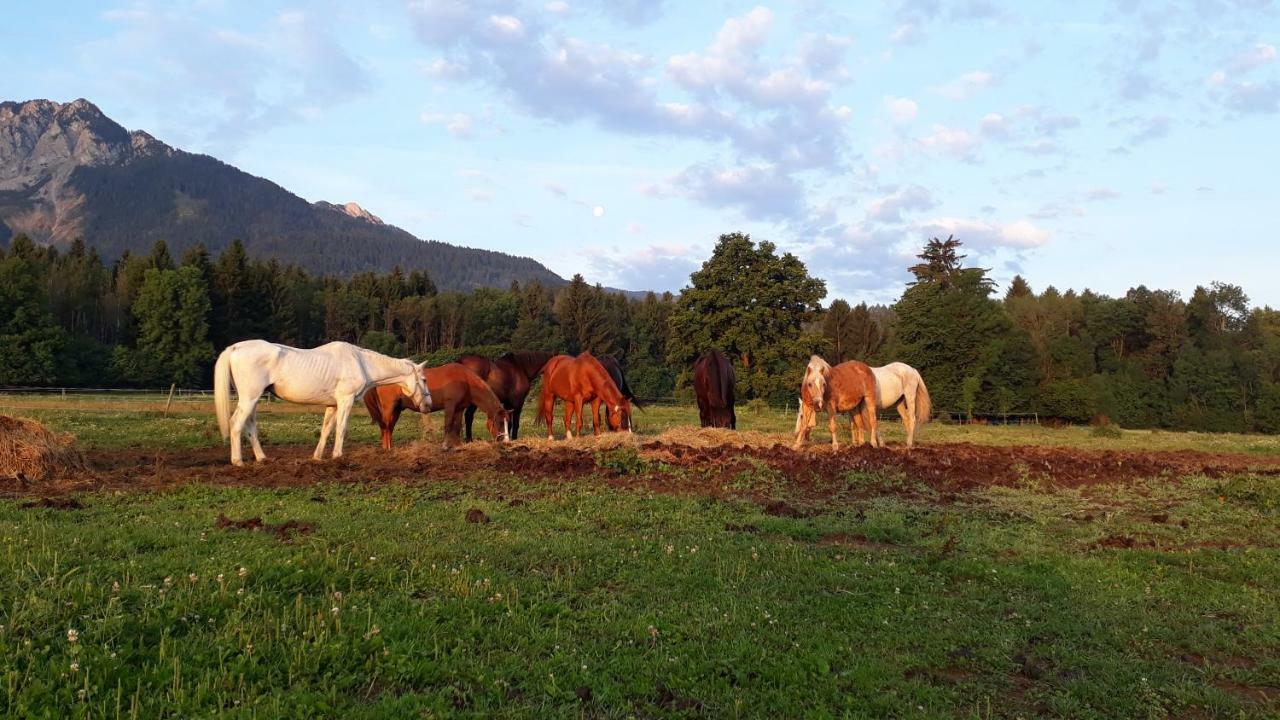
left=2, top=232, right=1277, bottom=433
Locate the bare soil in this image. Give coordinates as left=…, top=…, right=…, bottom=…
left=3, top=440, right=1278, bottom=508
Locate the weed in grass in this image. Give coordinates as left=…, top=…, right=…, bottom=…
left=594, top=446, right=651, bottom=476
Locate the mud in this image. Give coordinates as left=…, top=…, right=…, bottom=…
left=214, top=513, right=315, bottom=541
left=2, top=440, right=1278, bottom=510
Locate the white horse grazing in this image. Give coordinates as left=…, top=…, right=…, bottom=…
left=214, top=340, right=429, bottom=466
left=800, top=361, right=932, bottom=447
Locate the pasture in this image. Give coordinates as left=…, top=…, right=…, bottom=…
left=0, top=394, right=1278, bottom=718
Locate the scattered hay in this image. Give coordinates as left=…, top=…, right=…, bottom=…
left=649, top=427, right=781, bottom=450
left=0, top=415, right=86, bottom=483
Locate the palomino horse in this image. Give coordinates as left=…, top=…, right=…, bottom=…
left=214, top=340, right=428, bottom=466
left=693, top=349, right=736, bottom=429
left=457, top=351, right=554, bottom=441
left=851, top=362, right=932, bottom=447
left=593, top=355, right=642, bottom=432
left=537, top=353, right=631, bottom=439
left=792, top=355, right=879, bottom=450
left=362, top=363, right=511, bottom=449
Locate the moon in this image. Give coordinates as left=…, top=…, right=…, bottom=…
left=592, top=205, right=605, bottom=217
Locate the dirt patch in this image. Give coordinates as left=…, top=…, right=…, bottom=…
left=465, top=508, right=490, bottom=524
left=20, top=496, right=85, bottom=510
left=0, top=415, right=85, bottom=483
left=1213, top=680, right=1280, bottom=705
left=5, top=439, right=1280, bottom=511
left=214, top=513, right=315, bottom=541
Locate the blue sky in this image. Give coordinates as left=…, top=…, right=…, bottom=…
left=4, top=0, right=1279, bottom=305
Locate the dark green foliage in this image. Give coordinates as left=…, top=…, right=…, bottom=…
left=668, top=233, right=826, bottom=402
left=4, top=228, right=1280, bottom=435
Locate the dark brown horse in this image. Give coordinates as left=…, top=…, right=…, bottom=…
left=693, top=349, right=736, bottom=429
left=456, top=351, right=554, bottom=441
left=363, top=363, right=510, bottom=449
left=593, top=355, right=642, bottom=432
left=537, top=353, right=631, bottom=438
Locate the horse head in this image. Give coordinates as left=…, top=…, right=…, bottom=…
left=486, top=407, right=513, bottom=442
left=406, top=362, right=432, bottom=412
left=607, top=400, right=633, bottom=433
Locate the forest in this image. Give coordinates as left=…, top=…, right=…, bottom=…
left=1, top=232, right=1277, bottom=433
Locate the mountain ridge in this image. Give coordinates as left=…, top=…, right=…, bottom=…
left=0, top=98, right=568, bottom=291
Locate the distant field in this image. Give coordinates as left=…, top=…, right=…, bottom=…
left=3, top=392, right=1280, bottom=456
left=1, top=394, right=1278, bottom=718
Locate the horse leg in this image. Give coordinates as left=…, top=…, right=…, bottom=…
left=563, top=400, right=575, bottom=440
left=442, top=403, right=459, bottom=449
left=851, top=409, right=865, bottom=446
left=591, top=398, right=603, bottom=435
left=243, top=412, right=267, bottom=462
left=228, top=399, right=253, bottom=466
left=314, top=406, right=336, bottom=460
left=510, top=406, right=522, bottom=440
left=829, top=410, right=840, bottom=450
left=897, top=402, right=912, bottom=448
left=864, top=393, right=881, bottom=449
left=463, top=404, right=478, bottom=442
left=331, top=395, right=356, bottom=458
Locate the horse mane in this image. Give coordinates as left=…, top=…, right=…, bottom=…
left=806, top=355, right=832, bottom=376
left=501, top=351, right=555, bottom=380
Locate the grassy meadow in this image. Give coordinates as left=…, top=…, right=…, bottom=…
left=0, top=393, right=1277, bottom=718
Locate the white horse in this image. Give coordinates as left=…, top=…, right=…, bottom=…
left=800, top=361, right=932, bottom=447
left=214, top=340, right=429, bottom=466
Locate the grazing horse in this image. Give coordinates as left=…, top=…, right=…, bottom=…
left=693, top=349, right=736, bottom=429
left=214, top=340, right=428, bottom=466
left=593, top=355, right=642, bottom=432
left=457, top=351, right=554, bottom=441
left=792, top=355, right=879, bottom=450
left=362, top=363, right=511, bottom=449
left=537, top=353, right=631, bottom=439
left=850, top=362, right=932, bottom=447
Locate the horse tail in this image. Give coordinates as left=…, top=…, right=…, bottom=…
left=214, top=347, right=234, bottom=440
left=718, top=356, right=733, bottom=410
left=914, top=372, right=932, bottom=428
left=534, top=381, right=550, bottom=427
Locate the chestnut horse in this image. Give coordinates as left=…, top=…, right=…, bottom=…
left=793, top=355, right=880, bottom=450
left=537, top=353, right=631, bottom=439
left=693, top=349, right=736, bottom=429
left=593, top=355, right=642, bottom=432
left=457, top=351, right=555, bottom=441
left=363, top=363, right=510, bottom=449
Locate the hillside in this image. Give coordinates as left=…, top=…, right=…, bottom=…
left=0, top=99, right=565, bottom=290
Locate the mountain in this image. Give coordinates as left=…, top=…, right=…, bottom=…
left=0, top=99, right=566, bottom=291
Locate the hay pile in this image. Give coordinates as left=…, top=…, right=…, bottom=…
left=0, top=415, right=86, bottom=482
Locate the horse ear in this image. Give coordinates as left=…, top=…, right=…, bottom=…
left=415, top=361, right=427, bottom=370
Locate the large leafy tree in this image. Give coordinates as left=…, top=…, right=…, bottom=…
left=0, top=238, right=66, bottom=384
left=668, top=233, right=825, bottom=401
left=894, top=237, right=1033, bottom=414
left=113, top=266, right=213, bottom=385
left=822, top=299, right=885, bottom=363
left=555, top=274, right=614, bottom=354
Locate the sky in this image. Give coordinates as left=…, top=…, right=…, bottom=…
left=3, top=0, right=1279, bottom=306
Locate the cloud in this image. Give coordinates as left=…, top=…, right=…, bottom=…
left=669, top=162, right=806, bottom=222
left=1219, top=80, right=1280, bottom=114
left=915, top=217, right=1049, bottom=248
left=1226, top=42, right=1277, bottom=74
left=865, top=185, right=937, bottom=223
left=917, top=124, right=982, bottom=162
left=979, top=112, right=1010, bottom=140
left=82, top=6, right=371, bottom=151
left=885, top=96, right=919, bottom=123
left=889, top=23, right=920, bottom=45
left=932, top=70, right=997, bottom=100
left=584, top=243, right=702, bottom=292
left=1084, top=188, right=1120, bottom=202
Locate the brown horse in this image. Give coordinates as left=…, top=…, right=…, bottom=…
left=592, top=355, right=641, bottom=432
left=456, top=351, right=555, bottom=441
left=537, top=353, right=631, bottom=439
left=793, top=355, right=880, bottom=450
left=363, top=363, right=510, bottom=449
left=693, top=349, right=736, bottom=429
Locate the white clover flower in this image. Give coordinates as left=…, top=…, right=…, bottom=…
left=67, top=629, right=79, bottom=644
left=238, top=567, right=248, bottom=578
left=70, top=662, right=80, bottom=673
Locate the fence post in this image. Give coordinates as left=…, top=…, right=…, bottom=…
left=164, top=383, right=177, bottom=415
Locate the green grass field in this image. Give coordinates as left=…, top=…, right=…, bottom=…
left=0, top=395, right=1278, bottom=718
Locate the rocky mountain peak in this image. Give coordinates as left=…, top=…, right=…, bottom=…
left=314, top=200, right=385, bottom=225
